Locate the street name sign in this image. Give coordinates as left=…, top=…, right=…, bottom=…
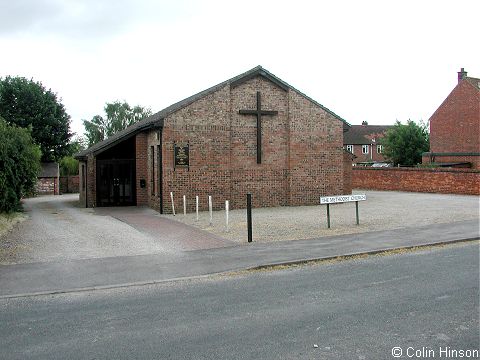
left=320, top=194, right=367, bottom=204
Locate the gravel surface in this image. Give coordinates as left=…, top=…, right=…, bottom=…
left=0, top=195, right=169, bottom=265
left=2, top=191, right=478, bottom=265
left=164, top=190, right=480, bottom=243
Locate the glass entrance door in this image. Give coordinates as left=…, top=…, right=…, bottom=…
left=97, top=160, right=136, bottom=206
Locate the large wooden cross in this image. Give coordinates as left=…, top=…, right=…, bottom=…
left=239, top=91, right=278, bottom=164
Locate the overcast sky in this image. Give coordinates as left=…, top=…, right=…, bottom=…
left=1, top=0, right=478, bottom=138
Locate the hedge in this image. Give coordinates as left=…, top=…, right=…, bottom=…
left=0, top=118, right=41, bottom=213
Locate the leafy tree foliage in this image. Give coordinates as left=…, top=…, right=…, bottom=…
left=83, top=101, right=152, bottom=147
left=0, top=117, right=41, bottom=213
left=382, top=120, right=429, bottom=166
left=59, top=137, right=86, bottom=176
left=59, top=156, right=79, bottom=176
left=0, top=76, right=72, bottom=162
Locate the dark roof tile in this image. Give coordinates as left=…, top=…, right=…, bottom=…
left=38, top=162, right=59, bottom=178
left=344, top=125, right=393, bottom=145
left=76, top=66, right=350, bottom=159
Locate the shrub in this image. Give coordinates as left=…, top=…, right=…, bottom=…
left=0, top=118, right=41, bottom=213
left=59, top=156, right=79, bottom=176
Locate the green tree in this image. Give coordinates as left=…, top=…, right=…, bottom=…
left=0, top=76, right=72, bottom=162
left=382, top=120, right=429, bottom=166
left=59, top=156, right=79, bottom=176
left=83, top=101, right=152, bottom=147
left=0, top=117, right=41, bottom=213
left=59, top=137, right=86, bottom=176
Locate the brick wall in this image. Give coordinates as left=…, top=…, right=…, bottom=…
left=136, top=133, right=148, bottom=206
left=86, top=155, right=96, bottom=207
left=352, top=167, right=480, bottom=195
left=430, top=79, right=480, bottom=154
left=59, top=175, right=79, bottom=193
left=35, top=178, right=59, bottom=195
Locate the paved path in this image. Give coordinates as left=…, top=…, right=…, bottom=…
left=95, top=206, right=233, bottom=251
left=1, top=219, right=478, bottom=298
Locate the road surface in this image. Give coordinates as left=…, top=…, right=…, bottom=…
left=0, top=242, right=478, bottom=360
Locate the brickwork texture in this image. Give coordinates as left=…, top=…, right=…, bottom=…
left=35, top=178, right=59, bottom=195
left=353, top=167, right=480, bottom=195
left=79, top=74, right=352, bottom=212
left=425, top=76, right=480, bottom=168
left=59, top=175, right=79, bottom=194
left=157, top=77, right=349, bottom=213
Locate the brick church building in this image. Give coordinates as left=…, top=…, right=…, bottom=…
left=75, top=66, right=352, bottom=213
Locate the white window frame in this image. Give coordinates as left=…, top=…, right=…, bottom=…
left=377, top=144, right=383, bottom=154
left=362, top=145, right=369, bottom=154
left=346, top=145, right=354, bottom=153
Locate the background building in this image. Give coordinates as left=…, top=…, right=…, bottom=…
left=343, top=122, right=392, bottom=165
left=423, top=68, right=480, bottom=169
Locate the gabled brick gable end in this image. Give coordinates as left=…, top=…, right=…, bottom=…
left=76, top=66, right=352, bottom=212
left=423, top=69, right=480, bottom=169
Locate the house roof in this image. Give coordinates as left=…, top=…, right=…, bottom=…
left=343, top=125, right=393, bottom=145
left=465, top=76, right=480, bottom=91
left=39, top=162, right=59, bottom=178
left=75, top=66, right=350, bottom=159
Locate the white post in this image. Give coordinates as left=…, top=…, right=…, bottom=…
left=170, top=192, right=175, bottom=216
left=195, top=195, right=199, bottom=222
left=225, top=200, right=229, bottom=232
left=183, top=195, right=186, bottom=216
left=208, top=195, right=213, bottom=226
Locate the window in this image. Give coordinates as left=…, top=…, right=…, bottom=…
left=362, top=145, right=369, bottom=154
left=81, top=164, right=85, bottom=191
left=150, top=146, right=155, bottom=195
left=377, top=144, right=383, bottom=154
left=346, top=145, right=354, bottom=153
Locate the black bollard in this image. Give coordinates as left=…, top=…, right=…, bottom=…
left=247, top=193, right=252, bottom=243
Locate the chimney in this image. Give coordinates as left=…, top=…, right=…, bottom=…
left=457, top=68, right=467, bottom=83
left=362, top=121, right=368, bottom=126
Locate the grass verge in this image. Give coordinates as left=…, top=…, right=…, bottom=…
left=0, top=212, right=26, bottom=238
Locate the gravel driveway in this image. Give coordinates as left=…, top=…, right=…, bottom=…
left=165, top=191, right=480, bottom=243
left=0, top=195, right=169, bottom=265
left=2, top=191, right=478, bottom=265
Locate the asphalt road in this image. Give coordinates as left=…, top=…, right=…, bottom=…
left=0, top=242, right=478, bottom=360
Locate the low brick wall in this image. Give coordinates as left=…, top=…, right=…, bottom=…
left=353, top=167, right=480, bottom=195
left=36, top=177, right=59, bottom=195
left=59, top=175, right=80, bottom=193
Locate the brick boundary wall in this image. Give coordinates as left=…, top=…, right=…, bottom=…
left=35, top=178, right=59, bottom=195
left=352, top=167, right=480, bottom=195
left=59, top=175, right=80, bottom=193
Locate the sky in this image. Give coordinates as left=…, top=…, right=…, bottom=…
left=1, top=0, right=478, bottom=139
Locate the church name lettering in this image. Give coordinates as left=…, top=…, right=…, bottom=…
left=320, top=194, right=366, bottom=204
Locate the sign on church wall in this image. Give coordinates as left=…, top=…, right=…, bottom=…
left=174, top=142, right=190, bottom=168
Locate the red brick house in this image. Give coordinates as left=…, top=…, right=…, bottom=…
left=423, top=68, right=480, bottom=169
left=75, top=66, right=352, bottom=213
left=343, top=122, right=392, bottom=165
